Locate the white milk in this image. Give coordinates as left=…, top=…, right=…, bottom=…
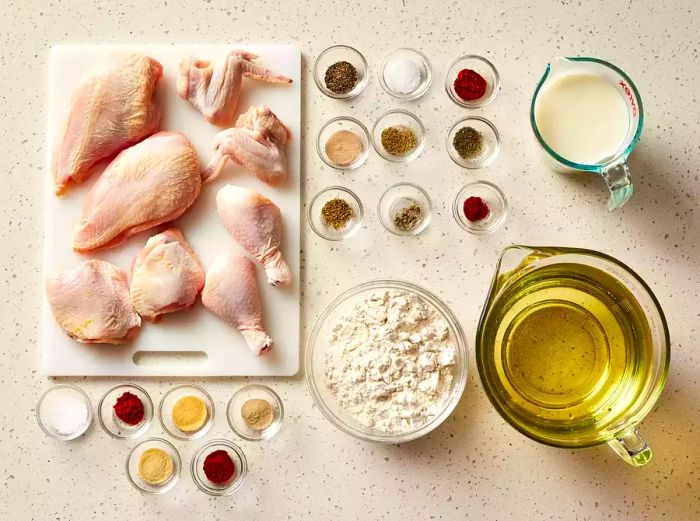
left=535, top=73, right=629, bottom=164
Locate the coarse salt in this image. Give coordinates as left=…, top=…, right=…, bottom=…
left=41, top=388, right=89, bottom=436
left=384, top=57, right=422, bottom=94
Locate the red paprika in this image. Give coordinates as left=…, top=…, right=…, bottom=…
left=463, top=196, right=490, bottom=222
left=454, top=69, right=487, bottom=101
left=203, top=449, right=236, bottom=484
left=113, top=391, right=145, bottom=425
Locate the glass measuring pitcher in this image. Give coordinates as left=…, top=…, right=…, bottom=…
left=476, top=245, right=669, bottom=466
left=530, top=58, right=644, bottom=212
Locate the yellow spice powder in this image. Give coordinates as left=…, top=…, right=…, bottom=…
left=241, top=398, right=274, bottom=431
left=172, top=395, right=208, bottom=433
left=138, top=448, right=173, bottom=485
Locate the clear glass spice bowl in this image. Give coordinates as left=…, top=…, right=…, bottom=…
left=453, top=180, right=509, bottom=235
left=227, top=384, right=284, bottom=441
left=126, top=437, right=181, bottom=494
left=446, top=116, right=501, bottom=169
left=372, top=109, right=426, bottom=163
left=36, top=384, right=93, bottom=441
left=191, top=439, right=248, bottom=496
left=305, top=280, right=469, bottom=443
left=445, top=55, right=500, bottom=108
left=158, top=384, right=214, bottom=441
left=379, top=47, right=433, bottom=101
left=378, top=182, right=432, bottom=236
left=317, top=116, right=371, bottom=170
left=313, top=45, right=369, bottom=99
left=307, top=186, right=364, bottom=241
left=98, top=383, right=153, bottom=440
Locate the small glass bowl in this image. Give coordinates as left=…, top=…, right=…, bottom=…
left=445, top=55, right=500, bottom=108
left=227, top=384, right=284, bottom=441
left=372, top=110, right=426, bottom=163
left=379, top=48, right=432, bottom=100
left=317, top=117, right=370, bottom=170
left=159, top=384, right=214, bottom=440
left=307, top=186, right=363, bottom=241
left=453, top=180, right=508, bottom=235
left=313, top=45, right=368, bottom=99
left=98, top=384, right=153, bottom=440
left=446, top=116, right=500, bottom=169
left=191, top=439, right=248, bottom=496
left=126, top=437, right=181, bottom=494
left=378, top=183, right=432, bottom=236
left=36, top=384, right=92, bottom=441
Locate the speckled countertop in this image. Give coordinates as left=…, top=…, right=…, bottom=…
left=1, top=0, right=699, bottom=519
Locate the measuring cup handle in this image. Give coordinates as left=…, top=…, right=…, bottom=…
left=608, top=427, right=653, bottom=466
left=602, top=161, right=634, bottom=212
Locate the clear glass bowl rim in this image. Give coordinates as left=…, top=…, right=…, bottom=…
left=444, top=54, right=501, bottom=108
left=227, top=384, right=284, bottom=441
left=313, top=44, right=369, bottom=99
left=307, top=185, right=364, bottom=241
left=371, top=109, right=427, bottom=163
left=378, top=47, right=433, bottom=100
left=446, top=115, right=501, bottom=169
left=36, top=383, right=93, bottom=441
left=316, top=116, right=371, bottom=170
left=158, top=383, right=215, bottom=440
left=190, top=438, right=248, bottom=496
left=98, top=383, right=153, bottom=439
left=377, top=182, right=433, bottom=236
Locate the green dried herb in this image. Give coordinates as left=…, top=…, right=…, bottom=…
left=324, top=61, right=358, bottom=95
left=393, top=201, right=423, bottom=232
left=321, top=198, right=354, bottom=229
left=453, top=126, right=484, bottom=160
left=381, top=126, right=417, bottom=155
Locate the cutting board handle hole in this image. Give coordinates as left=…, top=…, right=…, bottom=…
left=133, top=351, right=208, bottom=367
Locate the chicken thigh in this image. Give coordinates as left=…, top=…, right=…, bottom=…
left=202, top=251, right=273, bottom=355
left=177, top=50, right=291, bottom=127
left=46, top=259, right=141, bottom=344
left=52, top=53, right=162, bottom=195
left=73, top=131, right=201, bottom=252
left=130, top=228, right=204, bottom=321
left=215, top=185, right=291, bottom=286
left=204, top=106, right=290, bottom=186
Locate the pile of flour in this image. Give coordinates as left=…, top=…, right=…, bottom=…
left=324, top=289, right=456, bottom=434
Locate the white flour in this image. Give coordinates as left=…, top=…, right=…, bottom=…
left=324, top=289, right=456, bottom=434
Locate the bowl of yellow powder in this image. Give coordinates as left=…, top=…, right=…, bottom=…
left=159, top=384, right=214, bottom=440
left=126, top=438, right=181, bottom=494
left=227, top=384, right=284, bottom=441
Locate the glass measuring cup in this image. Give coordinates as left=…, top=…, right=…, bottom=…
left=530, top=58, right=644, bottom=212
left=476, top=245, right=669, bottom=466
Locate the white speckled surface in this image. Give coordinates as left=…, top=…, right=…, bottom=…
left=1, top=0, right=699, bottom=519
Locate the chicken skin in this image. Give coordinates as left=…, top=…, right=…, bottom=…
left=202, top=251, right=273, bottom=355
left=130, top=228, right=204, bottom=321
left=46, top=259, right=141, bottom=344
left=177, top=50, right=291, bottom=127
left=73, top=131, right=201, bottom=253
left=52, top=53, right=162, bottom=195
left=215, top=185, right=291, bottom=286
left=204, top=106, right=290, bottom=186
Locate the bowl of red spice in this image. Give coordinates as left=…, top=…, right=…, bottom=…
left=453, top=180, right=508, bottom=235
left=98, top=384, right=153, bottom=439
left=191, top=439, right=248, bottom=496
left=445, top=55, right=500, bottom=108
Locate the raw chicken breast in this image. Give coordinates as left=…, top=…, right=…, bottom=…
left=177, top=50, right=291, bottom=127
left=215, top=184, right=291, bottom=286
left=130, top=228, right=204, bottom=321
left=46, top=259, right=141, bottom=344
left=73, top=131, right=201, bottom=252
left=204, top=106, right=290, bottom=186
left=52, top=53, right=162, bottom=195
left=202, top=251, right=273, bottom=355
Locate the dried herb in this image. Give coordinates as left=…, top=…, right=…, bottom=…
left=393, top=201, right=423, bottom=231
left=381, top=126, right=417, bottom=155
left=324, top=61, right=358, bottom=94
left=453, top=126, right=484, bottom=160
left=321, top=198, right=354, bottom=229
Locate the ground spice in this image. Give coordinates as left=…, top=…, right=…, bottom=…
left=393, top=201, right=423, bottom=231
left=172, top=395, right=208, bottom=433
left=453, top=126, right=484, bottom=160
left=321, top=198, right=354, bottom=230
left=241, top=398, right=274, bottom=431
left=463, top=196, right=490, bottom=222
left=113, top=391, right=145, bottom=426
left=454, top=68, right=487, bottom=101
left=381, top=126, right=417, bottom=155
left=203, top=449, right=236, bottom=484
left=325, top=130, right=362, bottom=166
left=138, top=448, right=173, bottom=486
left=324, top=61, right=358, bottom=94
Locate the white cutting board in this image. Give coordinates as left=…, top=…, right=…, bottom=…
left=41, top=44, right=300, bottom=376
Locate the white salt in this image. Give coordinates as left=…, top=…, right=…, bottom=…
left=41, top=388, right=89, bottom=436
left=384, top=57, right=422, bottom=94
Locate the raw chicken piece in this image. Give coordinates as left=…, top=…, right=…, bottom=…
left=177, top=50, right=291, bottom=127
left=130, top=228, right=204, bottom=321
left=204, top=106, right=290, bottom=186
left=73, top=131, right=201, bottom=252
left=215, top=185, right=291, bottom=286
left=46, top=259, right=141, bottom=344
left=202, top=251, right=273, bottom=355
left=52, top=53, right=162, bottom=195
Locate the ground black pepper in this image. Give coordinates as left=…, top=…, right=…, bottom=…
left=324, top=61, right=358, bottom=94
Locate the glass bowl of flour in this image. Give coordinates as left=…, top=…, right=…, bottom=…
left=305, top=280, right=468, bottom=443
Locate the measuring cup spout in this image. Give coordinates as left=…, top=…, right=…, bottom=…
left=602, top=161, right=634, bottom=211
left=608, top=427, right=652, bottom=466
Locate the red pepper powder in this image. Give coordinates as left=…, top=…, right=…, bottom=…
left=463, top=196, right=490, bottom=222
left=113, top=391, right=145, bottom=426
left=203, top=449, right=236, bottom=484
left=454, top=68, right=487, bottom=101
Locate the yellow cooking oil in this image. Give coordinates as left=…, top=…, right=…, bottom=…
left=478, top=262, right=654, bottom=445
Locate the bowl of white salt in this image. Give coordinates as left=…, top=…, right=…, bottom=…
left=305, top=280, right=468, bottom=443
